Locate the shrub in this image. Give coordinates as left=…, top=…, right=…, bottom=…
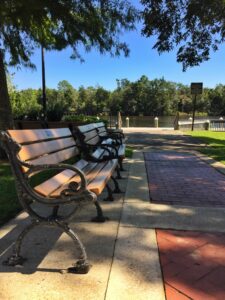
left=63, top=114, right=108, bottom=125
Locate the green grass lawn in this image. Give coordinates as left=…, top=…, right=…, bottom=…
left=0, top=147, right=133, bottom=226
left=0, top=161, right=59, bottom=226
left=0, top=161, right=21, bottom=226
left=125, top=147, right=133, bottom=158
left=188, top=131, right=225, bottom=164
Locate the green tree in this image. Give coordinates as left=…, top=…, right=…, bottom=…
left=94, top=87, right=110, bottom=115
left=0, top=0, right=138, bottom=132
left=109, top=90, right=123, bottom=114
left=82, top=87, right=96, bottom=115
left=175, top=84, right=192, bottom=114
left=11, top=89, right=41, bottom=120
left=208, top=85, right=225, bottom=116
left=57, top=80, right=78, bottom=112
left=141, top=0, right=225, bottom=70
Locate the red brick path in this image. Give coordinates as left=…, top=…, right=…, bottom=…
left=156, top=229, right=225, bottom=300
left=145, top=152, right=225, bottom=207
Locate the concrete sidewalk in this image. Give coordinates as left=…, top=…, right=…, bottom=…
left=1, top=128, right=225, bottom=299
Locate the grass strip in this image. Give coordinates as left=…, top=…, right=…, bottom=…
left=188, top=131, right=225, bottom=164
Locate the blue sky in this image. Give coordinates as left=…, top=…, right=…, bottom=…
left=10, top=24, right=225, bottom=91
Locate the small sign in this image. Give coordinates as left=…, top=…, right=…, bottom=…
left=191, top=82, right=203, bottom=95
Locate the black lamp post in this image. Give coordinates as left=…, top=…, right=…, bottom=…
left=41, top=45, right=47, bottom=121
left=103, top=107, right=111, bottom=127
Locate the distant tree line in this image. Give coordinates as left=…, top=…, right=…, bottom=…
left=8, top=75, right=225, bottom=121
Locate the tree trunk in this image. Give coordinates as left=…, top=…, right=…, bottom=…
left=0, top=50, right=13, bottom=158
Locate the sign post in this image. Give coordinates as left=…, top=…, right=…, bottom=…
left=190, top=82, right=203, bottom=131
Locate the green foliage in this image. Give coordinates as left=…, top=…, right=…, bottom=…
left=0, top=162, right=20, bottom=225
left=125, top=147, right=133, bottom=158
left=109, top=76, right=209, bottom=116
left=57, top=80, right=78, bottom=111
left=11, top=89, right=42, bottom=120
left=63, top=114, right=107, bottom=125
left=1, top=1, right=138, bottom=68
left=45, top=88, right=67, bottom=121
left=0, top=0, right=139, bottom=132
left=207, top=85, right=225, bottom=116
left=141, top=0, right=225, bottom=70
left=10, top=75, right=225, bottom=121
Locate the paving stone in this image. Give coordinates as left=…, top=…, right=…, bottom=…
left=157, top=229, right=225, bottom=300
left=145, top=151, right=225, bottom=207
left=164, top=284, right=191, bottom=300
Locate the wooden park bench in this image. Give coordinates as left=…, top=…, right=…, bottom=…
left=0, top=128, right=122, bottom=274
left=93, top=122, right=125, bottom=143
left=75, top=122, right=126, bottom=172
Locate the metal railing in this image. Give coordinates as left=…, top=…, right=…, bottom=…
left=176, top=118, right=225, bottom=131
left=177, top=120, right=209, bottom=131
left=209, top=119, right=225, bottom=131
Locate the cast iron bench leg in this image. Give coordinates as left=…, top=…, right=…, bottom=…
left=3, top=221, right=40, bottom=266
left=103, top=183, right=114, bottom=202
left=119, top=158, right=126, bottom=171
left=55, top=221, right=91, bottom=274
left=111, top=175, right=123, bottom=194
left=91, top=199, right=109, bottom=223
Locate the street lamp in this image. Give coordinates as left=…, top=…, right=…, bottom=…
left=103, top=107, right=111, bottom=127
left=41, top=45, right=47, bottom=121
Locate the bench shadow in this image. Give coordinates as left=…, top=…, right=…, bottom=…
left=0, top=193, right=124, bottom=275
left=0, top=219, right=65, bottom=274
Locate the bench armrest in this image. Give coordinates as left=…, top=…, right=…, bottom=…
left=78, top=143, right=119, bottom=161
left=100, top=143, right=119, bottom=157
left=107, top=130, right=124, bottom=139
left=18, top=160, right=95, bottom=206
left=99, top=135, right=123, bottom=145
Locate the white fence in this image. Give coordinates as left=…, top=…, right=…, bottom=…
left=176, top=119, right=225, bottom=131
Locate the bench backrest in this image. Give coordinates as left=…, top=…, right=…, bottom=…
left=76, top=123, right=101, bottom=146
left=93, top=122, right=108, bottom=137
left=6, top=128, right=79, bottom=173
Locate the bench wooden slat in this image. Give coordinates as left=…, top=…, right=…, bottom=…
left=88, top=159, right=118, bottom=195
left=35, top=158, right=106, bottom=197
left=8, top=128, right=71, bottom=144
left=78, top=124, right=95, bottom=133
left=34, top=159, right=89, bottom=196
left=80, top=131, right=99, bottom=145
left=77, top=125, right=101, bottom=145
left=27, top=147, right=78, bottom=167
left=49, top=161, right=108, bottom=197
left=94, top=122, right=107, bottom=135
left=98, top=128, right=107, bottom=136
left=91, top=148, right=105, bottom=159
left=19, top=137, right=76, bottom=161
left=50, top=159, right=117, bottom=197
left=81, top=130, right=97, bottom=140
left=85, top=135, right=100, bottom=145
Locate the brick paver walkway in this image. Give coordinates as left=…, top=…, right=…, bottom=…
left=145, top=151, right=225, bottom=207
left=157, top=229, right=225, bottom=300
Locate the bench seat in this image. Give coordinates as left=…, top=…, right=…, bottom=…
left=35, top=158, right=118, bottom=197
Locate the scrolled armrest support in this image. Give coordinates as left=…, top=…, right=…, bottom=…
left=17, top=160, right=93, bottom=206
